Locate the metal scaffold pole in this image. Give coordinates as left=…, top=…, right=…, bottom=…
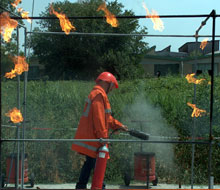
left=190, top=19, right=200, bottom=190
left=0, top=88, right=1, bottom=186
left=190, top=10, right=217, bottom=188
left=21, top=27, right=28, bottom=189
left=208, top=9, right=216, bottom=189
left=26, top=31, right=220, bottom=38
left=16, top=27, right=21, bottom=190
left=9, top=13, right=220, bottom=20
left=1, top=138, right=211, bottom=144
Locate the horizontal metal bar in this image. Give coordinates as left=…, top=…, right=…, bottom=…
left=2, top=127, right=219, bottom=140
left=10, top=14, right=220, bottom=20
left=1, top=124, right=77, bottom=130
left=1, top=125, right=17, bottom=128
left=26, top=31, right=220, bottom=38
left=1, top=138, right=210, bottom=144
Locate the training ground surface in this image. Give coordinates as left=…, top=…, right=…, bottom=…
left=6, top=182, right=220, bottom=189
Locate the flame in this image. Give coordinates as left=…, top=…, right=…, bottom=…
left=185, top=73, right=205, bottom=84
left=97, top=2, right=119, bottom=27
left=5, top=56, right=29, bottom=79
left=15, top=5, right=31, bottom=23
left=200, top=38, right=209, bottom=50
left=21, top=11, right=32, bottom=23
left=0, top=12, right=18, bottom=42
left=11, top=0, right=22, bottom=8
left=50, top=5, right=76, bottom=34
left=187, top=102, right=206, bottom=117
left=142, top=2, right=164, bottom=32
left=17, top=8, right=23, bottom=12
left=5, top=108, right=23, bottom=123
left=5, top=69, right=17, bottom=79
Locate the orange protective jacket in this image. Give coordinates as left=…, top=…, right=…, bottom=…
left=72, top=85, right=123, bottom=158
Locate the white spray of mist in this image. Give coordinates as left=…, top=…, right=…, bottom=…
left=122, top=93, right=179, bottom=172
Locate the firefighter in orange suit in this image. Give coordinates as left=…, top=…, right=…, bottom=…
left=72, top=72, right=128, bottom=189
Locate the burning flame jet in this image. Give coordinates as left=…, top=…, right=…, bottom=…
left=11, top=0, right=22, bottom=8
left=0, top=12, right=18, bottom=42
left=200, top=38, right=209, bottom=50
left=187, top=102, right=206, bottom=117
left=5, top=107, right=23, bottom=123
left=17, top=8, right=32, bottom=23
left=97, top=1, right=119, bottom=27
left=185, top=73, right=205, bottom=84
left=21, top=11, right=32, bottom=23
left=50, top=5, right=76, bottom=34
left=12, top=0, right=32, bottom=23
left=5, top=56, right=29, bottom=79
left=142, top=1, right=164, bottom=32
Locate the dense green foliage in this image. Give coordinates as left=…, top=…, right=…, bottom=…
left=1, top=1, right=17, bottom=77
left=1, top=76, right=220, bottom=185
left=30, top=0, right=148, bottom=80
left=0, top=0, right=25, bottom=77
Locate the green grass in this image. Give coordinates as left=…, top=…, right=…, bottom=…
left=1, top=75, right=220, bottom=184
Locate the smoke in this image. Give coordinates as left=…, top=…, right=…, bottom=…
left=122, top=93, right=178, bottom=172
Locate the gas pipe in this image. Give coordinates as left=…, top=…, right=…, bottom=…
left=91, top=145, right=109, bottom=190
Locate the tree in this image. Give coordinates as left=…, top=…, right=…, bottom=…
left=30, top=0, right=149, bottom=80
left=1, top=41, right=18, bottom=77
left=0, top=0, right=17, bottom=12
left=0, top=0, right=24, bottom=78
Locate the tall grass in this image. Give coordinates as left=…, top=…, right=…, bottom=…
left=1, top=76, right=220, bottom=184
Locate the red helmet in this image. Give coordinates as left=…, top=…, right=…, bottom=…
left=95, top=72, right=118, bottom=88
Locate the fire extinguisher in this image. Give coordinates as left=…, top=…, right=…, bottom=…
left=91, top=145, right=109, bottom=190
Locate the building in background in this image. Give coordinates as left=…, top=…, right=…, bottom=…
left=28, top=57, right=45, bottom=80
left=141, top=40, right=220, bottom=77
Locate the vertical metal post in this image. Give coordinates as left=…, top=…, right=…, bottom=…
left=16, top=27, right=20, bottom=190
left=0, top=14, right=2, bottom=189
left=191, top=34, right=199, bottom=189
left=208, top=9, right=216, bottom=189
left=190, top=113, right=195, bottom=189
left=181, top=61, right=184, bottom=77
left=146, top=156, right=150, bottom=189
left=21, top=27, right=28, bottom=189
left=21, top=0, right=34, bottom=187
left=140, top=122, right=143, bottom=152
left=27, top=0, right=35, bottom=60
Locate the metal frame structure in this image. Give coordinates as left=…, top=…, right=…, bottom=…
left=0, top=6, right=219, bottom=189
left=0, top=6, right=28, bottom=189
left=191, top=10, right=217, bottom=188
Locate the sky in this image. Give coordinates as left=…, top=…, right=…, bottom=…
left=18, top=0, right=220, bottom=52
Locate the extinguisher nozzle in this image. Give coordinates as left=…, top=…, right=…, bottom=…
left=128, top=129, right=150, bottom=140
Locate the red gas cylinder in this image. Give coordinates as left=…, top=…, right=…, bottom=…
left=91, top=145, right=109, bottom=190
left=134, top=152, right=156, bottom=182
left=6, top=154, right=29, bottom=184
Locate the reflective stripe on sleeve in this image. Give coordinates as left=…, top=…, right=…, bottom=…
left=73, top=141, right=97, bottom=152
left=82, top=98, right=91, bottom=117
left=82, top=98, right=111, bottom=116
